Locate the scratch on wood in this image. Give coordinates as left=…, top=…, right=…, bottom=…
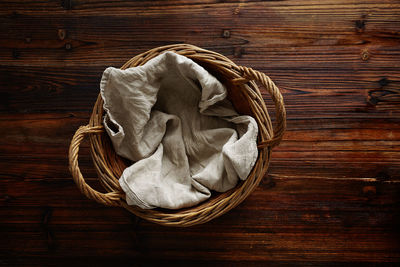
left=61, top=0, right=72, bottom=10
left=269, top=174, right=382, bottom=182
left=41, top=207, right=56, bottom=251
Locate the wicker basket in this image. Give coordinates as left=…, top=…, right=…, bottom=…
left=68, top=44, right=286, bottom=227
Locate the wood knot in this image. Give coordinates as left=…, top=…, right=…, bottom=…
left=265, top=179, right=276, bottom=189
left=65, top=43, right=72, bottom=50
left=61, top=0, right=72, bottom=10
left=362, top=185, right=376, bottom=199
left=368, top=83, right=399, bottom=106
left=355, top=19, right=365, bottom=33
left=378, top=77, right=389, bottom=87
left=361, top=50, right=369, bottom=61
left=3, top=194, right=12, bottom=203
left=58, top=29, right=66, bottom=40
left=12, top=49, right=20, bottom=59
left=234, top=47, right=244, bottom=58
left=222, top=29, right=230, bottom=38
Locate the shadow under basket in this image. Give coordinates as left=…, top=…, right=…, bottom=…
left=68, top=44, right=286, bottom=227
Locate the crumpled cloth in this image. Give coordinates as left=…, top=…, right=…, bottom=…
left=100, top=51, right=258, bottom=209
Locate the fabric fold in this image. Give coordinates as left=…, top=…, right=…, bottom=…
left=101, top=52, right=258, bottom=209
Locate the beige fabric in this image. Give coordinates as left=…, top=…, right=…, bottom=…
left=100, top=52, right=258, bottom=209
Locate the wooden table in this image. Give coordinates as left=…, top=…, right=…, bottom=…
left=1, top=1, right=399, bottom=265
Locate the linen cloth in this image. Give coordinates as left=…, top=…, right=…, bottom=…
left=100, top=52, right=258, bottom=209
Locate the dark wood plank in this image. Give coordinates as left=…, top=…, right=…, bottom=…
left=0, top=1, right=399, bottom=68
left=1, top=112, right=399, bottom=181
left=1, top=0, right=400, bottom=265
left=1, top=177, right=399, bottom=262
left=1, top=66, right=400, bottom=115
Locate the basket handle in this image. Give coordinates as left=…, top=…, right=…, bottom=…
left=233, top=66, right=286, bottom=149
left=68, top=125, right=123, bottom=206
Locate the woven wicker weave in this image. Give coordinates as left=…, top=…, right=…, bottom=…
left=68, top=44, right=286, bottom=227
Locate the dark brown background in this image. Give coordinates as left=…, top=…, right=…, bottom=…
left=1, top=0, right=400, bottom=266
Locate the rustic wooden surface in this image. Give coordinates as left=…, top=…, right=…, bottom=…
left=1, top=0, right=400, bottom=266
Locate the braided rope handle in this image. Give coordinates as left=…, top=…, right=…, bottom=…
left=233, top=66, right=286, bottom=148
left=68, top=125, right=123, bottom=206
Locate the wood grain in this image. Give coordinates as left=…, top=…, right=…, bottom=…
left=1, top=0, right=400, bottom=265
